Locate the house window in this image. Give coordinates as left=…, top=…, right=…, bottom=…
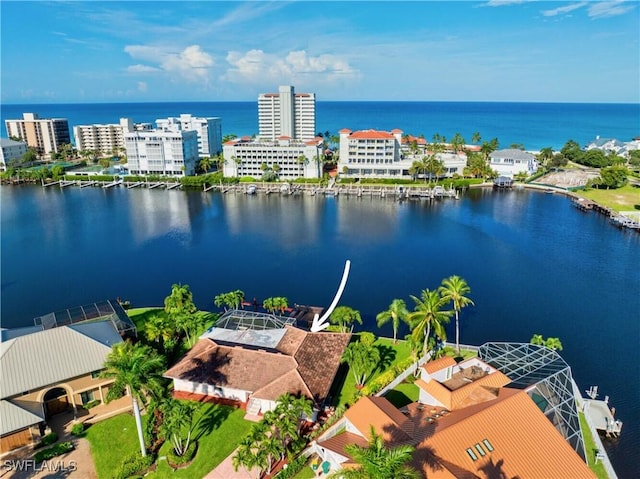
left=80, top=390, right=95, bottom=405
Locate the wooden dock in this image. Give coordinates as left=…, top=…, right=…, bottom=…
left=583, top=398, right=623, bottom=437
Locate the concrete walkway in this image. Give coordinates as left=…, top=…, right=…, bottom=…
left=2, top=411, right=97, bottom=479
left=204, top=447, right=260, bottom=479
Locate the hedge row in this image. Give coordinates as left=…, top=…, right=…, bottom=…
left=63, top=175, right=116, bottom=182
left=359, top=356, right=417, bottom=396
left=33, top=442, right=74, bottom=463
left=274, top=454, right=308, bottom=479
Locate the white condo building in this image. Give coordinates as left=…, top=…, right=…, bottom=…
left=125, top=130, right=199, bottom=176
left=5, top=113, right=70, bottom=157
left=338, top=128, right=467, bottom=179
left=223, top=136, right=323, bottom=180
left=0, top=138, right=28, bottom=171
left=74, top=118, right=135, bottom=156
left=258, top=86, right=316, bottom=141
left=156, top=114, right=222, bottom=158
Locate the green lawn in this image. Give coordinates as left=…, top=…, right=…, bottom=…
left=86, top=404, right=251, bottom=479
left=383, top=381, right=420, bottom=408
left=293, top=463, right=318, bottom=479
left=331, top=337, right=413, bottom=408
left=577, top=183, right=640, bottom=212
left=579, top=412, right=608, bottom=479
left=85, top=413, right=147, bottom=478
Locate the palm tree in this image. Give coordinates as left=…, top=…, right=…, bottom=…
left=450, top=132, right=466, bottom=153
left=530, top=334, right=545, bottom=346
left=330, top=306, right=362, bottom=333
left=438, top=276, right=474, bottom=354
left=545, top=337, right=563, bottom=351
left=472, top=131, right=482, bottom=144
left=198, top=156, right=213, bottom=175
left=329, top=426, right=419, bottom=479
left=407, top=289, right=452, bottom=357
left=101, top=341, right=165, bottom=457
left=376, top=299, right=409, bottom=344
left=144, top=314, right=177, bottom=349
left=341, top=341, right=381, bottom=388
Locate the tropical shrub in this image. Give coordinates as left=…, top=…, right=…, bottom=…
left=70, top=422, right=85, bottom=436
left=273, top=454, right=308, bottom=479
left=83, top=399, right=100, bottom=409
left=35, top=432, right=58, bottom=449
left=113, top=452, right=154, bottom=479
left=33, top=442, right=74, bottom=462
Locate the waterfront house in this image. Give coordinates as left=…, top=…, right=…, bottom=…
left=489, top=148, right=538, bottom=178
left=164, top=310, right=350, bottom=419
left=311, top=347, right=594, bottom=478
left=0, top=300, right=135, bottom=454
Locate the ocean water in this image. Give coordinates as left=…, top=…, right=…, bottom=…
left=2, top=101, right=638, bottom=151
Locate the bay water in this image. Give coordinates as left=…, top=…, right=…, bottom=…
left=1, top=185, right=638, bottom=476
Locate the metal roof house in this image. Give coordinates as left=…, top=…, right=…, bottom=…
left=311, top=344, right=594, bottom=478
left=0, top=301, right=135, bottom=454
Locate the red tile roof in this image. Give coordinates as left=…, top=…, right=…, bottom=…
left=349, top=129, right=395, bottom=140
left=423, top=356, right=456, bottom=374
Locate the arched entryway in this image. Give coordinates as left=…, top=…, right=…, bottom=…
left=43, top=387, right=71, bottom=418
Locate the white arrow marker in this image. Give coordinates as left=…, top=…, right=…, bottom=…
left=310, top=260, right=351, bottom=332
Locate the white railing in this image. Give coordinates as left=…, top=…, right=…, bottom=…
left=572, top=379, right=618, bottom=479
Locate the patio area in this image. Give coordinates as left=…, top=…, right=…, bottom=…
left=441, top=364, right=489, bottom=391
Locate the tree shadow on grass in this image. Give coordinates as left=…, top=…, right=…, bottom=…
left=193, top=404, right=232, bottom=441
left=383, top=390, right=412, bottom=408
left=374, top=344, right=396, bottom=373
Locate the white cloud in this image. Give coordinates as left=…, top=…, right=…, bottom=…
left=541, top=2, right=587, bottom=17
left=587, top=1, right=635, bottom=18
left=124, top=44, right=214, bottom=82
left=127, top=64, right=161, bottom=73
left=484, top=0, right=535, bottom=6
left=223, top=49, right=358, bottom=84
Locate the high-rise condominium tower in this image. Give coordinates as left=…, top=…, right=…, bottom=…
left=258, top=85, right=316, bottom=141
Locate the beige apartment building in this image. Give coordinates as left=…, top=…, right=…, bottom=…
left=5, top=113, right=70, bottom=157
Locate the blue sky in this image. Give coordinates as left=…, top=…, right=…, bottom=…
left=1, top=1, right=638, bottom=103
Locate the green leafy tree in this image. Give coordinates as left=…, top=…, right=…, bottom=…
left=51, top=165, right=65, bottom=180
left=464, top=151, right=490, bottom=178
left=545, top=337, right=563, bottom=351
left=341, top=341, right=381, bottom=388
left=330, top=306, right=362, bottom=333
left=328, top=426, right=419, bottom=479
left=530, top=334, right=545, bottom=346
left=537, top=147, right=554, bottom=168
left=101, top=342, right=165, bottom=457
left=164, top=283, right=198, bottom=346
left=560, top=140, right=583, bottom=163
left=144, top=314, right=178, bottom=352
left=22, top=148, right=38, bottom=164
left=471, top=131, right=482, bottom=144
left=480, top=138, right=499, bottom=161
left=376, top=299, right=409, bottom=344
left=407, top=289, right=452, bottom=356
left=438, top=276, right=474, bottom=354
left=598, top=165, right=628, bottom=189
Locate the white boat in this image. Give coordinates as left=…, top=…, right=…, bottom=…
left=247, top=184, right=257, bottom=195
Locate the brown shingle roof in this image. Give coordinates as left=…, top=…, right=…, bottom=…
left=165, top=327, right=350, bottom=404
left=295, top=331, right=352, bottom=404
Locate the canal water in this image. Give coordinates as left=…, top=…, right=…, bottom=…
left=1, top=185, right=638, bottom=476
